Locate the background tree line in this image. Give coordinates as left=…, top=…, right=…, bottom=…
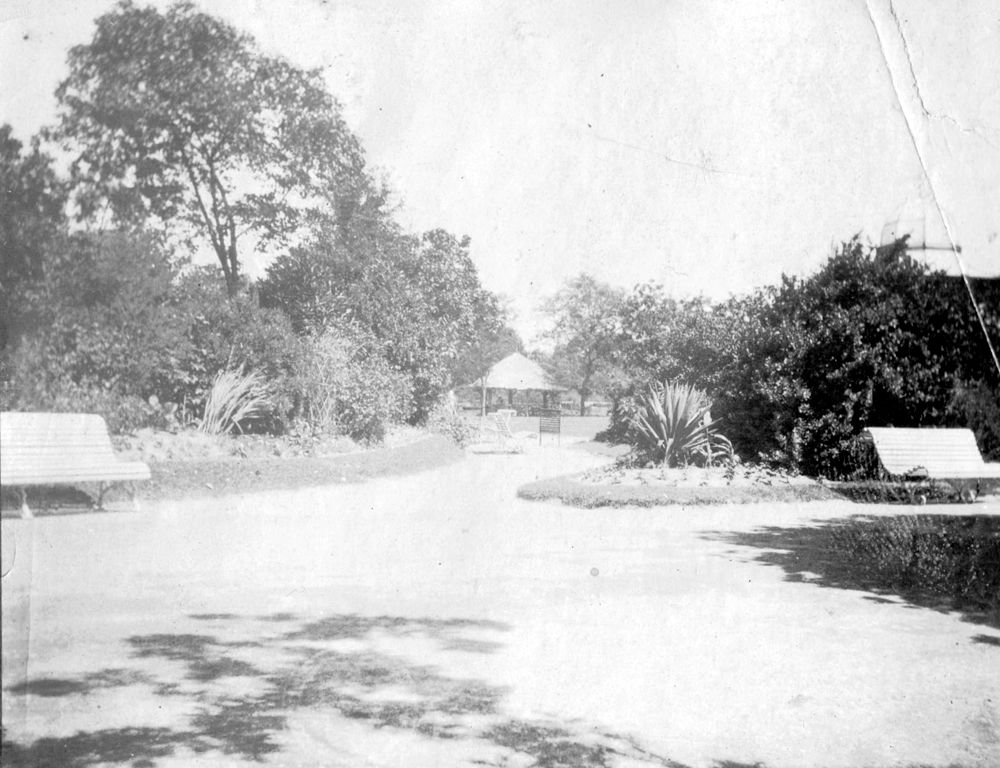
left=1, top=1, right=517, bottom=441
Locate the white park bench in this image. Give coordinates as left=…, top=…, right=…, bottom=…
left=864, top=427, right=1000, bottom=502
left=1, top=412, right=150, bottom=517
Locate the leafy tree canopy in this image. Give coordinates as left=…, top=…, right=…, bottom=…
left=540, top=274, right=624, bottom=414
left=452, top=316, right=522, bottom=390
left=260, top=223, right=500, bottom=420
left=53, top=0, right=369, bottom=295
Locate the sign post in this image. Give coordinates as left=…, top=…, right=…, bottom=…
left=537, top=408, right=561, bottom=445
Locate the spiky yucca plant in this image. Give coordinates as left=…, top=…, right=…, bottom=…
left=199, top=366, right=273, bottom=435
left=631, top=380, right=733, bottom=467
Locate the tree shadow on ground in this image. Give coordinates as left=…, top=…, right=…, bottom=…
left=707, top=514, right=1000, bottom=631
left=2, top=612, right=763, bottom=768
left=1, top=726, right=186, bottom=768
left=6, top=669, right=154, bottom=698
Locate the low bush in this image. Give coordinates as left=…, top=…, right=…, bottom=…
left=334, top=354, right=412, bottom=443
left=832, top=515, right=1000, bottom=616
left=427, top=397, right=476, bottom=447
left=289, top=332, right=412, bottom=443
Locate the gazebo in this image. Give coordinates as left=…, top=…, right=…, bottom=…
left=469, top=352, right=563, bottom=416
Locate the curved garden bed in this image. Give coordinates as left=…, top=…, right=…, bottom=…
left=518, top=464, right=841, bottom=508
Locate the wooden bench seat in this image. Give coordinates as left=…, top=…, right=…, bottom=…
left=1, top=412, right=150, bottom=517
left=863, top=427, right=1000, bottom=501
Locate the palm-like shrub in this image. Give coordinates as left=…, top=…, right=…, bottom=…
left=631, top=380, right=733, bottom=467
left=199, top=366, right=273, bottom=435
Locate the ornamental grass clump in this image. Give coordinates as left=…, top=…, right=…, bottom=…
left=199, top=366, right=273, bottom=436
left=631, top=380, right=733, bottom=468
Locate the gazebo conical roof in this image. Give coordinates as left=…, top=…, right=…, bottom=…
left=478, top=352, right=562, bottom=391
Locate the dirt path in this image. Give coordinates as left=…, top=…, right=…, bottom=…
left=3, top=442, right=999, bottom=767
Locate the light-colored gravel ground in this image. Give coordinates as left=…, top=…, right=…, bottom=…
left=3, top=440, right=999, bottom=767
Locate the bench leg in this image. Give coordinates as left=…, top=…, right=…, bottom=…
left=19, top=488, right=33, bottom=519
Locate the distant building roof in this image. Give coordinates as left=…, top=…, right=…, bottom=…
left=473, top=352, right=563, bottom=391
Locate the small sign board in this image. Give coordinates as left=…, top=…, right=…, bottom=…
left=537, top=408, right=561, bottom=444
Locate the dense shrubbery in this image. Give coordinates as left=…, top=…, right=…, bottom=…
left=602, top=238, right=1000, bottom=476
left=0, top=220, right=487, bottom=442
left=0, top=236, right=441, bottom=442
left=0, top=235, right=305, bottom=435
left=1, top=230, right=190, bottom=431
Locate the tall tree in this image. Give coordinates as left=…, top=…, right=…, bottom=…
left=53, top=0, right=367, bottom=295
left=541, top=274, right=624, bottom=415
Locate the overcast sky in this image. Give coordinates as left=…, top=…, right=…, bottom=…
left=2, top=0, right=998, bottom=339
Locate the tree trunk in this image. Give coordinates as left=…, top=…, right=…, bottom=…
left=579, top=388, right=588, bottom=417
left=224, top=267, right=240, bottom=297
left=214, top=241, right=240, bottom=298
left=225, top=239, right=240, bottom=297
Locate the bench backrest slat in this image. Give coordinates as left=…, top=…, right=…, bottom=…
left=1, top=411, right=150, bottom=485
left=864, top=427, right=988, bottom=476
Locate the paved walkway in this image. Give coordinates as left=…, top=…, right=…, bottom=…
left=2, top=442, right=999, bottom=767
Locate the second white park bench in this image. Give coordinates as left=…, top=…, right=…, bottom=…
left=863, top=427, right=1000, bottom=502
left=1, top=412, right=151, bottom=517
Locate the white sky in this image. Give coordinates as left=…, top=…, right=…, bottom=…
left=2, top=0, right=998, bottom=340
